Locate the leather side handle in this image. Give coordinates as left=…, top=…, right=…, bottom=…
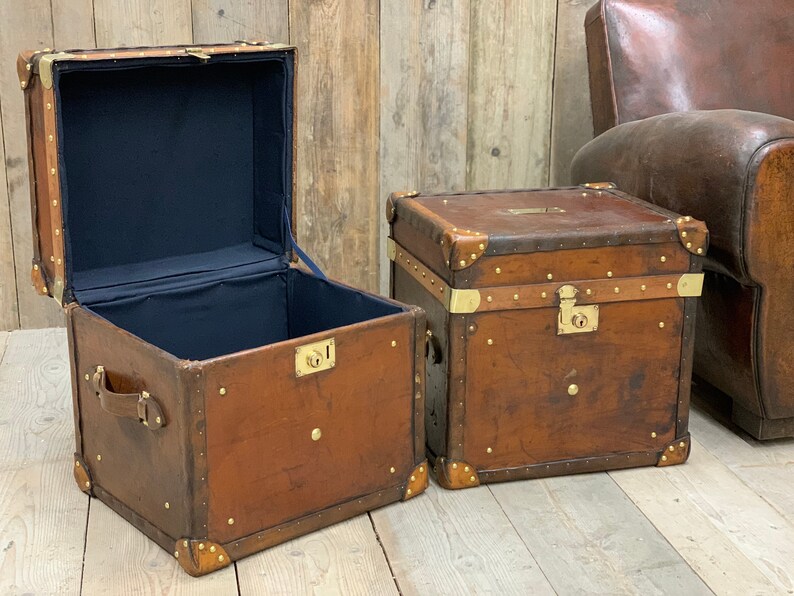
left=92, top=366, right=165, bottom=430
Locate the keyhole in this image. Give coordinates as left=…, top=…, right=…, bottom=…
left=307, top=350, right=324, bottom=368
left=572, top=313, right=588, bottom=328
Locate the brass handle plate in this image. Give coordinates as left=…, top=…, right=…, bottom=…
left=557, top=285, right=599, bottom=335
left=295, top=338, right=335, bottom=377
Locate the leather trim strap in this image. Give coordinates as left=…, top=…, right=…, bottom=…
left=92, top=367, right=165, bottom=429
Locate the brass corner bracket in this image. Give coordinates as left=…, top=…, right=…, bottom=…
left=434, top=457, right=480, bottom=490
left=73, top=453, right=93, bottom=495
left=656, top=435, right=691, bottom=467
left=39, top=52, right=76, bottom=89
left=403, top=461, right=429, bottom=500
left=675, top=215, right=709, bottom=256
left=174, top=538, right=231, bottom=576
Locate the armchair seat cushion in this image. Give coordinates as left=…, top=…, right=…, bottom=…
left=571, top=109, right=794, bottom=285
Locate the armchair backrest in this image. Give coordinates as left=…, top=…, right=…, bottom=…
left=586, top=0, right=794, bottom=135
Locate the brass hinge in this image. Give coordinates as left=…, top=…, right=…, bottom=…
left=185, top=47, right=211, bottom=62
left=39, top=52, right=76, bottom=89
left=557, top=285, right=599, bottom=335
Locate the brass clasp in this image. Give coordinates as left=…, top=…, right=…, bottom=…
left=184, top=47, right=211, bottom=62
left=557, top=285, right=599, bottom=335
left=295, top=338, right=335, bottom=377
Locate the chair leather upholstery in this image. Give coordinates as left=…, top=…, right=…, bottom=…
left=574, top=0, right=794, bottom=438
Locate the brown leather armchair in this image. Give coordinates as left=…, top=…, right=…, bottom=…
left=571, top=0, right=794, bottom=439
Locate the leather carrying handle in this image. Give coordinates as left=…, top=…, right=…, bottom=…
left=92, top=366, right=165, bottom=430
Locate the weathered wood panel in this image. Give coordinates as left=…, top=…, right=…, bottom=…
left=550, top=0, right=595, bottom=185
left=0, top=1, right=64, bottom=330
left=0, top=330, right=88, bottom=594
left=52, top=0, right=97, bottom=49
left=192, top=0, right=289, bottom=44
left=93, top=0, right=193, bottom=47
left=378, top=0, right=470, bottom=293
left=289, top=0, right=380, bottom=291
left=237, top=515, right=398, bottom=595
left=467, top=0, right=558, bottom=190
left=0, top=109, right=19, bottom=330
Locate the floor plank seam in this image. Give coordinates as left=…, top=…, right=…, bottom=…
left=0, top=331, right=10, bottom=363
left=233, top=561, right=242, bottom=596
left=485, top=485, right=560, bottom=596
left=367, top=511, right=404, bottom=596
left=79, top=489, right=92, bottom=595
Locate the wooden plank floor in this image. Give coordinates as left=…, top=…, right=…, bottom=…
left=2, top=329, right=794, bottom=595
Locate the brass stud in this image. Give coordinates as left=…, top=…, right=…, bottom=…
left=464, top=466, right=470, bottom=472
left=478, top=243, right=485, bottom=250
left=422, top=272, right=426, bottom=277
left=219, top=387, right=227, bottom=395
left=679, top=441, right=686, bottom=448
left=227, top=518, right=235, bottom=525
left=468, top=325, right=475, bottom=332
left=155, top=416, right=161, bottom=424
left=419, top=466, right=424, bottom=473
left=681, top=231, right=687, bottom=238
left=174, top=551, right=179, bottom=558
left=607, top=271, right=613, bottom=278
left=311, top=428, right=322, bottom=441
left=614, top=287, right=620, bottom=294
left=470, top=253, right=477, bottom=260
left=452, top=463, right=458, bottom=469
left=42, top=286, right=48, bottom=293
left=651, top=431, right=657, bottom=438
left=33, top=264, right=39, bottom=271
left=199, top=543, right=205, bottom=550
left=210, top=545, right=216, bottom=553
left=640, top=285, right=647, bottom=291
left=568, top=384, right=579, bottom=396
left=96, top=454, right=102, bottom=461
left=660, top=256, right=667, bottom=263
left=407, top=488, right=412, bottom=496
left=75, top=461, right=80, bottom=468
left=585, top=289, right=592, bottom=296
left=658, top=322, right=665, bottom=329
left=495, top=267, right=501, bottom=274
left=430, top=279, right=435, bottom=284
left=50, top=168, right=56, bottom=175
left=414, top=265, right=418, bottom=271
left=541, top=292, right=547, bottom=299
left=668, top=445, right=675, bottom=452
left=661, top=455, right=668, bottom=462
left=415, top=374, right=421, bottom=383
left=52, top=200, right=58, bottom=207
left=48, top=134, right=53, bottom=142
left=469, top=476, right=476, bottom=482
left=459, top=260, right=466, bottom=267
left=84, top=481, right=90, bottom=488
left=218, top=555, right=225, bottom=562
left=487, top=339, right=493, bottom=345
left=685, top=216, right=691, bottom=222
left=391, top=340, right=397, bottom=347
left=486, top=296, right=493, bottom=303
left=26, top=63, right=31, bottom=71
left=676, top=218, right=683, bottom=224
left=84, top=373, right=89, bottom=381
left=50, top=256, right=55, bottom=262
left=697, top=248, right=703, bottom=255
left=666, top=283, right=673, bottom=289
left=20, top=80, right=27, bottom=89
left=390, top=466, right=396, bottom=473
left=164, top=502, right=170, bottom=509
left=415, top=391, right=422, bottom=399
left=513, top=294, right=519, bottom=301
left=410, top=475, right=416, bottom=482
left=55, top=229, right=60, bottom=236
left=47, top=102, right=52, bottom=110
left=486, top=447, right=493, bottom=454
left=546, top=273, right=553, bottom=280
left=183, top=540, right=188, bottom=547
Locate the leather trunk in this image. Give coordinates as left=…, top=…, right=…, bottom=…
left=387, top=186, right=707, bottom=488
left=20, top=42, right=427, bottom=576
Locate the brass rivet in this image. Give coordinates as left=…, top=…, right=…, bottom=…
left=48, top=134, right=53, bottom=142
left=25, top=63, right=31, bottom=71
left=199, top=543, right=205, bottom=550
left=57, top=259, right=62, bottom=265
left=96, top=454, right=101, bottom=461
left=486, top=296, right=493, bottom=303
left=419, top=466, right=424, bottom=473
left=547, top=273, right=553, bottom=280
left=464, top=466, right=470, bottom=472
left=218, top=555, right=225, bottom=562
left=679, top=441, right=686, bottom=448
left=658, top=322, right=665, bottom=328
left=174, top=551, right=179, bottom=558
left=210, top=545, right=216, bottom=553
left=468, top=325, right=475, bottom=332
left=138, top=52, right=145, bottom=56
left=33, top=264, right=39, bottom=271
left=513, top=294, right=519, bottom=301
left=607, top=271, right=613, bottom=278
left=478, top=243, right=485, bottom=250
left=697, top=248, right=703, bottom=254
left=50, top=256, right=55, bottom=262
left=219, top=387, right=226, bottom=395
left=651, top=432, right=657, bottom=438
left=681, top=231, right=688, bottom=238
left=54, top=229, right=60, bottom=236
left=84, top=481, right=90, bottom=488
left=84, top=373, right=89, bottom=381
left=410, top=475, right=416, bottom=482
left=311, top=428, right=322, bottom=441
left=422, top=272, right=426, bottom=277
left=52, top=200, right=58, bottom=207
left=391, top=340, right=397, bottom=347
left=415, top=374, right=421, bottom=383
left=470, top=253, right=477, bottom=260
left=469, top=476, right=476, bottom=482
left=47, top=102, right=52, bottom=110
left=676, top=218, right=683, bottom=224
left=227, top=518, right=234, bottom=525
left=155, top=416, right=161, bottom=424
left=42, top=286, right=48, bottom=293
left=75, top=461, right=80, bottom=468
left=164, top=502, right=170, bottom=509
left=641, top=285, right=647, bottom=291
left=430, top=279, right=435, bottom=284
left=585, top=289, right=592, bottom=296
left=495, top=267, right=501, bottom=274
left=568, top=384, right=579, bottom=396
left=669, top=445, right=675, bottom=452
left=686, top=242, right=692, bottom=249
left=407, top=488, right=412, bottom=496
left=183, top=540, right=188, bottom=547
left=666, top=283, right=673, bottom=289
left=486, top=447, right=492, bottom=454
left=415, top=391, right=422, bottom=399
left=661, top=455, right=668, bottom=462
left=452, top=463, right=458, bottom=469
left=541, top=291, right=547, bottom=298
left=614, top=287, right=620, bottom=294
left=459, top=260, right=466, bottom=267
left=660, top=256, right=667, bottom=263
left=390, top=466, right=395, bottom=473
left=487, top=339, right=493, bottom=345
left=414, top=265, right=418, bottom=271
left=20, top=80, right=27, bottom=89
left=685, top=216, right=691, bottom=222
left=50, top=168, right=56, bottom=175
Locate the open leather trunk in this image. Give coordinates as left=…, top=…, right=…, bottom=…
left=388, top=186, right=707, bottom=488
left=19, top=42, right=427, bottom=576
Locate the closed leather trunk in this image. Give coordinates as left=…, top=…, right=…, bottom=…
left=22, top=42, right=428, bottom=575
left=388, top=187, right=707, bottom=488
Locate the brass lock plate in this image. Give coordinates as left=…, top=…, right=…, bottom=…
left=295, top=338, right=335, bottom=377
left=557, top=285, right=599, bottom=335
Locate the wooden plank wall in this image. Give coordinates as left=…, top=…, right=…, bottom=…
left=0, top=0, right=594, bottom=328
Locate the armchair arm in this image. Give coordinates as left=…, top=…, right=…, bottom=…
left=571, top=109, right=794, bottom=284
